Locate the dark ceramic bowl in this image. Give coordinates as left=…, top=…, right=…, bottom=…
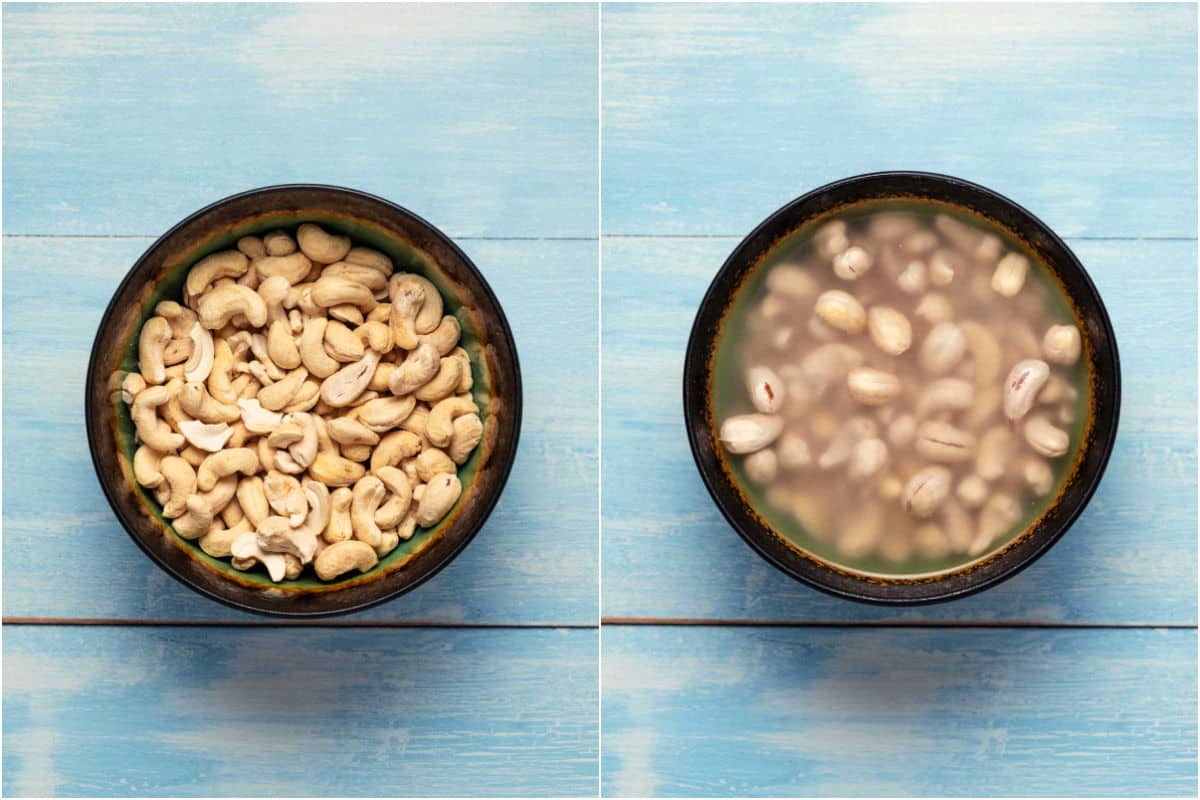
left=87, top=185, right=522, bottom=617
left=684, top=172, right=1120, bottom=604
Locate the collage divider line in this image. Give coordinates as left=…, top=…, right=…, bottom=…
left=3, top=617, right=599, bottom=630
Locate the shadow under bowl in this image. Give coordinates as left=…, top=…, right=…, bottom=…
left=683, top=171, right=1120, bottom=604
left=86, top=184, right=522, bottom=617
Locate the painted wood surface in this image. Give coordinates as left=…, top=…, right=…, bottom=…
left=3, top=3, right=599, bottom=238
left=602, top=626, right=1197, bottom=797
left=601, top=238, right=1197, bottom=624
left=601, top=3, right=1197, bottom=239
left=4, top=625, right=599, bottom=797
left=3, top=236, right=597, bottom=623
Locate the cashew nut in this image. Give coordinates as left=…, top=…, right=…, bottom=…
left=197, top=447, right=259, bottom=492
left=415, top=473, right=461, bottom=527
left=186, top=251, right=249, bottom=300
left=236, top=476, right=270, bottom=528
left=197, top=284, right=268, bottom=330
left=132, top=386, right=185, bottom=452
left=320, top=350, right=379, bottom=408
left=448, top=413, right=483, bottom=464
left=426, top=395, right=479, bottom=448
left=230, top=532, right=288, bottom=582
left=350, top=474, right=386, bottom=548
left=311, top=276, right=377, bottom=313
left=314, top=540, right=378, bottom=581
left=388, top=343, right=440, bottom=396
left=138, top=316, right=172, bottom=385
left=178, top=419, right=234, bottom=452
left=370, top=430, right=422, bottom=472
left=180, top=381, right=241, bottom=424
left=172, top=495, right=215, bottom=539
left=159, top=456, right=197, bottom=518
left=258, top=366, right=309, bottom=412
left=413, top=356, right=463, bottom=403
left=255, top=252, right=313, bottom=285
left=390, top=273, right=443, bottom=334
left=297, top=223, right=351, bottom=265
left=133, top=445, right=165, bottom=487
left=324, top=320, right=365, bottom=362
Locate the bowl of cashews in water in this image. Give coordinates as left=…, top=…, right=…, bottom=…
left=684, top=172, right=1120, bottom=604
left=87, top=185, right=521, bottom=616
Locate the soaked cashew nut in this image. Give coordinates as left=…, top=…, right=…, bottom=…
left=719, top=414, right=783, bottom=455
left=1042, top=324, right=1082, bottom=366
left=991, top=252, right=1029, bottom=297
left=1003, top=359, right=1050, bottom=423
left=903, top=466, right=952, bottom=519
left=866, top=306, right=912, bottom=356
left=846, top=368, right=902, bottom=406
left=814, top=290, right=866, bottom=333
left=1023, top=413, right=1070, bottom=457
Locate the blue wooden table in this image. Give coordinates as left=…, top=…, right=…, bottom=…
left=601, top=3, right=1197, bottom=796
left=3, top=4, right=598, bottom=796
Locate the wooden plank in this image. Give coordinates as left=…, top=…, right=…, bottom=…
left=601, top=3, right=1197, bottom=238
left=601, top=238, right=1196, bottom=623
left=3, top=625, right=598, bottom=797
left=2, top=237, right=597, bottom=623
left=602, top=626, right=1197, bottom=797
left=2, top=3, right=598, bottom=237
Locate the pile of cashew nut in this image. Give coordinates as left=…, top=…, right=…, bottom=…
left=719, top=209, right=1086, bottom=567
left=122, top=223, right=483, bottom=582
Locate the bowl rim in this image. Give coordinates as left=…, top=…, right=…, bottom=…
left=682, top=170, right=1121, bottom=605
left=85, top=183, right=523, bottom=617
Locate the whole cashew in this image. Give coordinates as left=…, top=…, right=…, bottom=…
left=196, top=473, right=238, bottom=516
left=199, top=517, right=252, bottom=558
left=264, top=470, right=306, bottom=525
left=339, top=443, right=374, bottom=462
left=325, top=487, right=354, bottom=542
left=426, top=395, right=479, bottom=448
left=415, top=448, right=456, bottom=482
left=258, top=366, right=309, bottom=412
left=298, top=317, right=341, bottom=378
left=452, top=348, right=473, bottom=394
left=390, top=273, right=443, bottom=334
left=311, top=276, right=377, bottom=313
left=328, top=416, right=380, bottom=447
left=159, top=456, right=197, bottom=518
left=180, top=382, right=241, bottom=424
left=324, top=320, right=365, bottom=362
left=357, top=395, right=415, bottom=432
left=389, top=343, right=440, bottom=396
left=320, top=350, right=380, bottom=408
left=322, top=261, right=389, bottom=292
left=448, top=413, right=484, bottom=464
left=297, top=223, right=352, bottom=265
left=255, top=252, right=313, bottom=285
left=345, top=246, right=394, bottom=276
left=415, top=473, right=462, bottom=527
left=197, top=447, right=260, bottom=492
left=172, top=495, right=215, bottom=539
left=314, top=540, right=378, bottom=581
left=138, top=316, right=172, bottom=385
left=413, top=357, right=463, bottom=403
left=350, top=474, right=386, bottom=548
left=120, top=372, right=147, bottom=405
left=370, top=430, right=422, bottom=472
left=183, top=324, right=215, bottom=384
left=238, top=236, right=267, bottom=260
left=185, top=251, right=249, bottom=300
left=329, top=304, right=363, bottom=326
left=155, top=301, right=200, bottom=338
left=162, top=337, right=194, bottom=366
left=373, top=466, right=412, bottom=529
left=308, top=416, right=366, bottom=487
left=197, top=284, right=268, bottom=330
left=179, top=444, right=207, bottom=468
left=288, top=412, right=319, bottom=469
left=236, top=476, right=270, bottom=528
left=358, top=320, right=393, bottom=354
left=283, top=378, right=321, bottom=413
left=132, top=386, right=185, bottom=452
left=293, top=480, right=332, bottom=540
left=416, top=315, right=462, bottom=356
left=133, top=445, right=165, bottom=487
left=264, top=229, right=296, bottom=256
left=389, top=282, right=424, bottom=350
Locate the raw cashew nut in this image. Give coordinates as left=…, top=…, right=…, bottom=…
left=389, top=281, right=424, bottom=350
left=322, top=261, right=389, bottom=292
left=132, top=386, right=185, bottom=452
left=207, top=339, right=238, bottom=404
left=415, top=473, right=462, bottom=527
left=238, top=236, right=266, bottom=260
left=426, top=395, right=479, bottom=448
left=297, top=223, right=352, bottom=265
left=258, top=366, right=309, bottom=412
left=287, top=412, right=319, bottom=469
left=158, top=456, right=198, bottom=518
left=373, top=466, right=413, bottom=528
left=324, top=320, right=365, bottom=362
left=237, top=476, right=270, bottom=528
left=199, top=518, right=253, bottom=558
left=172, top=495, right=214, bottom=540
left=314, top=540, right=378, bottom=581
left=256, top=515, right=318, bottom=564
left=186, top=251, right=249, bottom=300
left=230, top=532, right=288, bottom=582
left=320, top=350, right=380, bottom=407
left=390, top=273, right=443, bottom=334
left=311, top=276, right=377, bottom=313
left=350, top=475, right=386, bottom=548
left=138, top=316, right=172, bottom=385
left=183, top=324, right=215, bottom=384
left=413, top=357, right=463, bottom=403
left=417, top=315, right=461, bottom=356
left=178, top=420, right=234, bottom=452
left=237, top=397, right=283, bottom=434
left=298, top=317, right=342, bottom=378
left=180, top=381, right=241, bottom=424
left=264, top=229, right=296, bottom=256
left=264, top=470, right=307, bottom=525
left=197, top=284, right=268, bottom=330
left=370, top=430, right=422, bottom=472
left=155, top=301, right=200, bottom=338
left=448, top=413, right=483, bottom=464
left=133, top=445, right=165, bottom=487
left=255, top=252, right=313, bottom=285
left=415, top=448, right=456, bottom=482
left=325, top=487, right=354, bottom=542
left=357, top=395, right=416, bottom=432
left=345, top=246, right=394, bottom=276
left=329, top=416, right=380, bottom=447
left=197, top=448, right=260, bottom=492
left=388, top=343, right=440, bottom=396
left=163, top=337, right=194, bottom=366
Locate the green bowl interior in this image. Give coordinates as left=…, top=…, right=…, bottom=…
left=112, top=211, right=492, bottom=590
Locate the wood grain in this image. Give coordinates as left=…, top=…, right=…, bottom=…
left=2, top=3, right=598, bottom=238
left=601, top=626, right=1197, bottom=797
left=3, top=625, right=599, bottom=796
left=601, top=237, right=1196, bottom=624
left=601, top=3, right=1197, bottom=238
left=2, top=236, right=597, bottom=623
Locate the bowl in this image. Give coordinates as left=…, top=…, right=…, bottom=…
left=86, top=185, right=522, bottom=617
left=683, top=172, right=1120, bottom=604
